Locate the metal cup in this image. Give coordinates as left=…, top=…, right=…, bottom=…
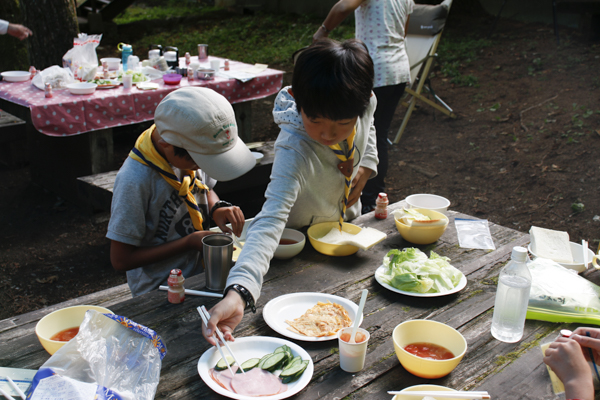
left=202, top=234, right=233, bottom=291
left=198, top=44, right=208, bottom=60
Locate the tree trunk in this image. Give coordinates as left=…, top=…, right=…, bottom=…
left=0, top=0, right=80, bottom=71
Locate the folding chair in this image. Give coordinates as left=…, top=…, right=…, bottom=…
left=392, top=0, right=457, bottom=144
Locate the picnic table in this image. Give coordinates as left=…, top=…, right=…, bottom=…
left=1, top=200, right=595, bottom=399
left=0, top=56, right=284, bottom=203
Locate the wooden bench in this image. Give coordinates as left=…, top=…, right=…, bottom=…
left=77, top=141, right=275, bottom=216
left=0, top=109, right=27, bottom=167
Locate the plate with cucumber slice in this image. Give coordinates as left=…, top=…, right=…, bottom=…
left=198, top=336, right=313, bottom=399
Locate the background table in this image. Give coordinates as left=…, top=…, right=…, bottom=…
left=0, top=57, right=283, bottom=203
left=1, top=201, right=595, bottom=399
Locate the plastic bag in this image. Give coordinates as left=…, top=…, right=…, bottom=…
left=31, top=65, right=74, bottom=90
left=527, top=257, right=600, bottom=324
left=62, top=33, right=103, bottom=73
left=454, top=218, right=495, bottom=250
left=28, top=310, right=166, bottom=400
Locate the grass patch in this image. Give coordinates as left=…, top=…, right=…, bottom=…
left=115, top=6, right=354, bottom=67
left=437, top=37, right=492, bottom=87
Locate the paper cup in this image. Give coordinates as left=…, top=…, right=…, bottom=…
left=122, top=74, right=133, bottom=89
left=338, top=327, right=370, bottom=373
left=210, top=60, right=220, bottom=71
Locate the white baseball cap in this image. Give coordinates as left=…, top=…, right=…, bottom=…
left=154, top=87, right=255, bottom=181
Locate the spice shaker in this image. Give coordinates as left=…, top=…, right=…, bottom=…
left=374, top=193, right=389, bottom=219
left=167, top=269, right=185, bottom=304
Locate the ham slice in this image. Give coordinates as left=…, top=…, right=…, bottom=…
left=231, top=368, right=287, bottom=396
left=210, top=366, right=238, bottom=392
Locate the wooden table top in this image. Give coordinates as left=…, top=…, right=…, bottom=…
left=2, top=201, right=595, bottom=399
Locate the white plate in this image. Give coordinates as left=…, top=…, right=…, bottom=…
left=198, top=336, right=313, bottom=400
left=528, top=242, right=594, bottom=273
left=66, top=82, right=97, bottom=95
left=263, top=292, right=362, bottom=342
left=1, top=71, right=30, bottom=82
left=91, top=79, right=120, bottom=89
left=375, top=265, right=467, bottom=297
left=136, top=82, right=159, bottom=90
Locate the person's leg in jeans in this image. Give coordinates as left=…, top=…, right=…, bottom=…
left=361, top=82, right=407, bottom=212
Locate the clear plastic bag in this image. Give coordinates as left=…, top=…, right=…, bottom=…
left=29, top=310, right=166, bottom=400
left=527, top=257, right=600, bottom=324
left=454, top=218, right=495, bottom=250
left=31, top=65, right=74, bottom=90
left=62, top=33, right=103, bottom=73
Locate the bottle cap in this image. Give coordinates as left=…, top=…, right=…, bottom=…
left=378, top=193, right=388, bottom=199
left=511, top=246, right=528, bottom=262
left=170, top=268, right=182, bottom=276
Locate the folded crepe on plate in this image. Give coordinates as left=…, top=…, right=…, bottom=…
left=530, top=226, right=573, bottom=263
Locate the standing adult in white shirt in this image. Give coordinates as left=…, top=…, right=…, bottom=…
left=0, top=19, right=32, bottom=40
left=313, top=0, right=414, bottom=213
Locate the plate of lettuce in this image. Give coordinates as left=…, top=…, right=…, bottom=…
left=375, top=248, right=466, bottom=297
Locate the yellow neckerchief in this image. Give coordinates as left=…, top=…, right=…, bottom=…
left=129, top=125, right=209, bottom=231
left=329, top=127, right=356, bottom=231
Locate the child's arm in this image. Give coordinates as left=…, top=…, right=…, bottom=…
left=207, top=190, right=245, bottom=237
left=110, top=229, right=214, bottom=272
left=202, top=290, right=246, bottom=345
left=543, top=336, right=594, bottom=400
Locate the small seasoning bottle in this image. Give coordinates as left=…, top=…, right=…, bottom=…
left=44, top=82, right=53, bottom=98
left=187, top=67, right=194, bottom=81
left=167, top=269, right=185, bottom=304
left=374, top=193, right=389, bottom=220
left=185, top=52, right=191, bottom=65
left=224, top=59, right=230, bottom=71
left=103, top=69, right=110, bottom=79
left=29, top=66, right=37, bottom=79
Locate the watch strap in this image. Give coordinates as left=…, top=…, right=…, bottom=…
left=209, top=200, right=233, bottom=220
left=224, top=284, right=256, bottom=313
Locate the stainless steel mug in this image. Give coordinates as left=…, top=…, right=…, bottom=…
left=198, top=44, right=208, bottom=60
left=202, top=234, right=233, bottom=291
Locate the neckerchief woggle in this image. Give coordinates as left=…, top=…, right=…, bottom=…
left=129, top=125, right=209, bottom=231
left=329, top=127, right=356, bottom=231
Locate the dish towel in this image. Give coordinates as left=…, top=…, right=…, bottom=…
left=329, top=127, right=356, bottom=231
left=129, top=125, right=209, bottom=231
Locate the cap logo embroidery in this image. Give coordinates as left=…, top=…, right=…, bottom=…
left=213, top=123, right=236, bottom=138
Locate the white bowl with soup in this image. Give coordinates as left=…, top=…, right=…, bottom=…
left=274, top=228, right=306, bottom=259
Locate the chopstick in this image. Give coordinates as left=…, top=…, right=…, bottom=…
left=387, top=390, right=490, bottom=399
left=197, top=306, right=246, bottom=375
left=6, top=377, right=26, bottom=400
left=159, top=286, right=223, bottom=298
left=0, top=387, right=16, bottom=400
left=583, top=239, right=588, bottom=266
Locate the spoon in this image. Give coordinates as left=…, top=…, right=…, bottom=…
left=350, top=289, right=368, bottom=344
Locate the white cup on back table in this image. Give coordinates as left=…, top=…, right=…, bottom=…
left=210, top=59, right=220, bottom=72
left=122, top=74, right=133, bottom=89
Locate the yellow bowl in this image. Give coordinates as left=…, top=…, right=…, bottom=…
left=394, top=208, right=449, bottom=245
left=35, top=305, right=114, bottom=355
left=392, top=384, right=469, bottom=400
left=392, top=319, right=467, bottom=379
left=307, top=221, right=361, bottom=256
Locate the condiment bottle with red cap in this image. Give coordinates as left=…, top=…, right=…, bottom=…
left=167, top=269, right=185, bottom=304
left=374, top=193, right=389, bottom=220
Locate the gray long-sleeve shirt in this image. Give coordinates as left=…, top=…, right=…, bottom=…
left=226, top=87, right=379, bottom=302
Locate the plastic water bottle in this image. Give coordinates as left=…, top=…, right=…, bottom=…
left=491, top=246, right=532, bottom=343
left=120, top=43, right=133, bottom=72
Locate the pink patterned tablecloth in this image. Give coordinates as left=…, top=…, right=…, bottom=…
left=0, top=57, right=284, bottom=137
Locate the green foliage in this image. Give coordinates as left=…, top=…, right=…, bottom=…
left=114, top=7, right=354, bottom=67
left=437, top=37, right=491, bottom=87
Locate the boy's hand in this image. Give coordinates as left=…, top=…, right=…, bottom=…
left=212, top=206, right=245, bottom=237
left=571, top=327, right=600, bottom=364
left=543, top=336, right=594, bottom=400
left=186, top=230, right=218, bottom=251
left=348, top=166, right=373, bottom=207
left=202, top=290, right=246, bottom=345
left=8, top=23, right=32, bottom=40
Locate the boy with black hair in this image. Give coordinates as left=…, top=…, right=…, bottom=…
left=203, top=39, right=378, bottom=344
left=107, top=87, right=256, bottom=297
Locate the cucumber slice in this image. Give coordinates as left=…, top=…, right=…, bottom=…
left=236, top=357, right=260, bottom=373
left=257, top=353, right=274, bottom=369
left=282, top=355, right=301, bottom=371
left=215, top=355, right=235, bottom=370
left=261, top=352, right=287, bottom=372
left=281, top=360, right=309, bottom=383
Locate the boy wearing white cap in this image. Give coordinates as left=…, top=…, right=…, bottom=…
left=106, top=87, right=256, bottom=297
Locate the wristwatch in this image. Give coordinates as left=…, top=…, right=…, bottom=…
left=209, top=200, right=233, bottom=220
left=224, top=284, right=256, bottom=313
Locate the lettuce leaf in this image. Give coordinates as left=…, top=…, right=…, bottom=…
left=377, top=248, right=463, bottom=293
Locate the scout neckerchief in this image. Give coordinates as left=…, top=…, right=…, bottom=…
left=129, top=124, right=209, bottom=231
left=329, top=127, right=356, bottom=231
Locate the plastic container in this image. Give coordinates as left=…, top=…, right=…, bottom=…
left=162, top=73, right=182, bottom=85
left=374, top=193, right=389, bottom=220
left=167, top=269, right=185, bottom=304
left=491, top=246, right=532, bottom=343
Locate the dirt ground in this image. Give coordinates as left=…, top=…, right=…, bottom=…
left=1, top=12, right=599, bottom=321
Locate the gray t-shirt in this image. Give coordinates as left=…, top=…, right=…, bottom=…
left=107, top=157, right=216, bottom=296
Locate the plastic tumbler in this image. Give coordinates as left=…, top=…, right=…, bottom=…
left=122, top=74, right=133, bottom=89
left=210, top=59, right=220, bottom=72
left=338, top=327, right=370, bottom=373
left=202, top=234, right=233, bottom=291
